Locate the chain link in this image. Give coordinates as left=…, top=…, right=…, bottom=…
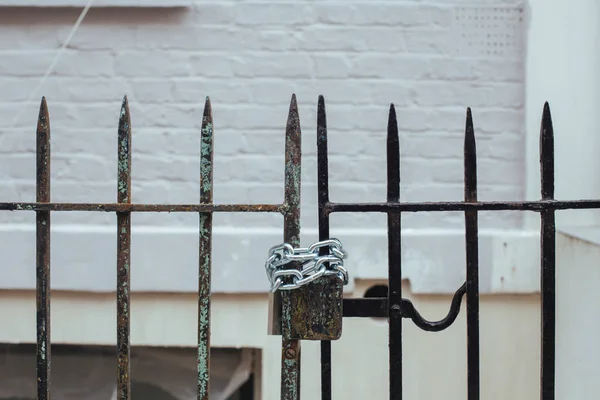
left=265, top=238, right=349, bottom=292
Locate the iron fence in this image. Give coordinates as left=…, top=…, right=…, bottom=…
left=0, top=94, right=594, bottom=400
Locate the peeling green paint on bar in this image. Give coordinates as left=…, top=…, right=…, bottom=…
left=281, top=352, right=300, bottom=400
left=116, top=95, right=132, bottom=400
left=198, top=97, right=214, bottom=400
left=1, top=202, right=284, bottom=212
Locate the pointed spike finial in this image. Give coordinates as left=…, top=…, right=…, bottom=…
left=38, top=97, right=49, bottom=125
left=317, top=95, right=326, bottom=130
left=36, top=96, right=51, bottom=203
left=540, top=102, right=554, bottom=199
left=541, top=102, right=553, bottom=136
left=37, top=96, right=50, bottom=144
left=387, top=103, right=400, bottom=202
left=317, top=95, right=328, bottom=206
left=117, top=95, right=132, bottom=204
left=286, top=93, right=300, bottom=137
left=283, top=92, right=301, bottom=247
left=387, top=103, right=398, bottom=134
left=465, top=107, right=475, bottom=149
left=387, top=103, right=398, bottom=142
left=203, top=96, right=212, bottom=118
left=119, top=95, right=130, bottom=126
left=200, top=94, right=214, bottom=204
left=543, top=101, right=551, bottom=114
left=464, top=107, right=477, bottom=202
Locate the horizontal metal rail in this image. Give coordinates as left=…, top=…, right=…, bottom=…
left=0, top=202, right=284, bottom=212
left=326, top=199, right=600, bottom=213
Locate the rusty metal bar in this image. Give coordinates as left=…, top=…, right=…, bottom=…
left=198, top=97, right=214, bottom=400
left=540, top=102, right=556, bottom=400
left=387, top=104, right=402, bottom=400
left=317, top=95, right=332, bottom=400
left=36, top=97, right=51, bottom=400
left=116, top=96, right=132, bottom=400
left=280, top=94, right=302, bottom=400
left=0, top=203, right=282, bottom=212
left=326, top=199, right=600, bottom=213
left=284, top=98, right=341, bottom=344
left=464, top=108, right=480, bottom=400
left=7, top=199, right=600, bottom=213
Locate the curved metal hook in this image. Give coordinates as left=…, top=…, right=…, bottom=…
left=402, top=281, right=466, bottom=332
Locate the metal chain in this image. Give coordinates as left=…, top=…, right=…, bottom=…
left=265, top=238, right=349, bottom=292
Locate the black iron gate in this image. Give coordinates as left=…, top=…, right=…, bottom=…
left=0, top=94, right=594, bottom=399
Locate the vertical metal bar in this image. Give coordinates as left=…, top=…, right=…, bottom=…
left=387, top=104, right=402, bottom=400
left=281, top=94, right=302, bottom=400
left=540, top=102, right=556, bottom=400
left=116, top=96, right=132, bottom=400
left=317, top=95, right=332, bottom=400
left=36, top=97, right=51, bottom=400
left=198, top=97, right=214, bottom=400
left=464, top=108, right=480, bottom=400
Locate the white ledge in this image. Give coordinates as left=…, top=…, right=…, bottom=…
left=559, top=226, right=600, bottom=247
left=0, top=224, right=546, bottom=295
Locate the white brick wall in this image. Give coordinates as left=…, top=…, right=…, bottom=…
left=0, top=1, right=530, bottom=294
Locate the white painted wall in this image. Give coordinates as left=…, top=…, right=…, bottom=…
left=0, top=0, right=530, bottom=295
left=0, top=1, right=525, bottom=231
left=524, top=0, right=600, bottom=229
left=524, top=1, right=600, bottom=398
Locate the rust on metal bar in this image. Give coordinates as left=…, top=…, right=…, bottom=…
left=464, top=108, right=480, bottom=400
left=280, top=94, right=302, bottom=400
left=285, top=273, right=343, bottom=341
left=268, top=94, right=300, bottom=335
left=6, top=199, right=600, bottom=213
left=386, top=104, right=402, bottom=400
left=36, top=97, right=51, bottom=400
left=0, top=202, right=283, bottom=212
left=198, top=97, right=214, bottom=400
left=540, top=102, right=556, bottom=400
left=116, top=96, right=132, bottom=400
left=288, top=96, right=342, bottom=342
